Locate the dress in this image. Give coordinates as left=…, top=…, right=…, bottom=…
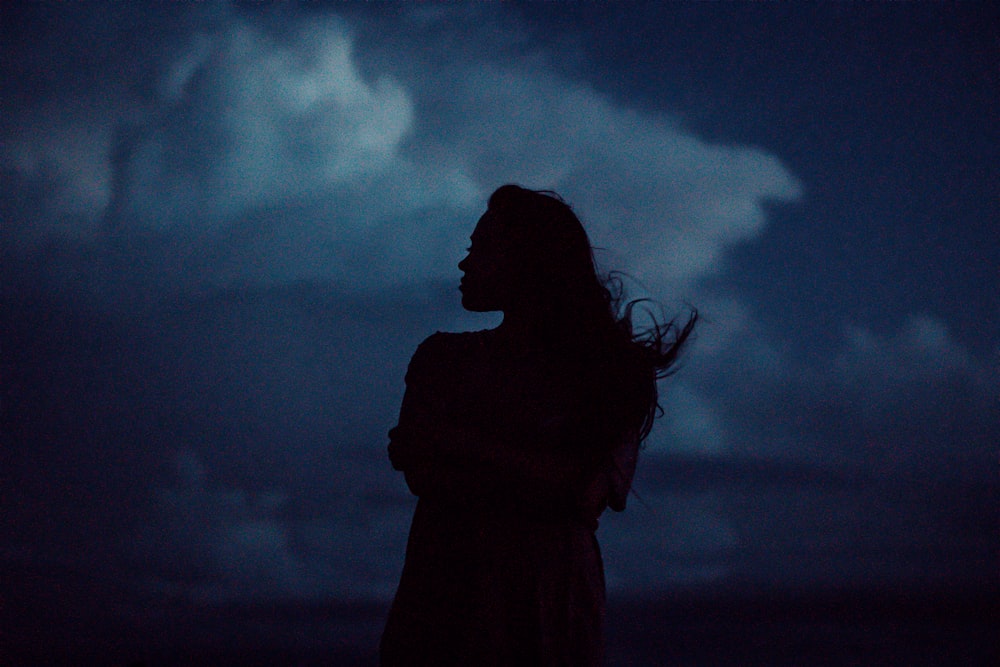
left=380, top=330, right=639, bottom=666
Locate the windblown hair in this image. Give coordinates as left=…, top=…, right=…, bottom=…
left=486, top=184, right=697, bottom=445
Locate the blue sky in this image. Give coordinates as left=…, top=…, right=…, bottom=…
left=2, top=0, right=997, bottom=660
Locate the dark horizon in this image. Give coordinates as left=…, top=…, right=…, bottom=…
left=6, top=570, right=996, bottom=665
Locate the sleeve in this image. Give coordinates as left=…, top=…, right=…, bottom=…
left=386, top=334, right=442, bottom=472
left=387, top=334, right=498, bottom=502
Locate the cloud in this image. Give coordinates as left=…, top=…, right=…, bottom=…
left=358, top=8, right=803, bottom=293
left=678, top=308, right=999, bottom=475
left=5, top=114, right=112, bottom=217
left=837, top=313, right=976, bottom=391
left=137, top=431, right=438, bottom=602
left=138, top=450, right=306, bottom=603
left=436, top=64, right=801, bottom=293
left=3, top=2, right=799, bottom=299
left=122, top=17, right=420, bottom=231
left=618, top=307, right=998, bottom=589
left=655, top=382, right=728, bottom=456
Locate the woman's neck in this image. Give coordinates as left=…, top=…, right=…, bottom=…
left=494, top=305, right=566, bottom=351
left=497, top=306, right=538, bottom=334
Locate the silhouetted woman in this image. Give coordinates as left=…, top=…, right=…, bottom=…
left=380, top=185, right=696, bottom=666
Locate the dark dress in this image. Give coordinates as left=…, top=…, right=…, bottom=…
left=380, top=330, right=639, bottom=666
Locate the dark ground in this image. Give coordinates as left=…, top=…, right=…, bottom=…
left=3, top=570, right=996, bottom=666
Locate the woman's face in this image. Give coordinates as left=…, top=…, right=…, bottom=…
left=458, top=210, right=514, bottom=312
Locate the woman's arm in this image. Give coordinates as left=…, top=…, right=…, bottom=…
left=390, top=419, right=502, bottom=502
left=386, top=334, right=449, bottom=472
left=393, top=400, right=593, bottom=509
left=388, top=332, right=615, bottom=512
left=422, top=415, right=602, bottom=513
left=388, top=334, right=506, bottom=503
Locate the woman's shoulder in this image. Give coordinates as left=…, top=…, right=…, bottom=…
left=416, top=329, right=494, bottom=356
left=407, top=329, right=495, bottom=377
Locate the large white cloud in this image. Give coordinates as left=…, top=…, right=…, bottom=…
left=4, top=3, right=800, bottom=296
left=124, top=18, right=420, bottom=229
left=419, top=59, right=801, bottom=291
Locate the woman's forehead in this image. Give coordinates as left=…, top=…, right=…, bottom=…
left=471, top=210, right=502, bottom=242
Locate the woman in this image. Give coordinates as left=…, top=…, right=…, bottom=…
left=380, top=185, right=696, bottom=666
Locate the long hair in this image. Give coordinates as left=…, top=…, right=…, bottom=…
left=486, top=184, right=697, bottom=445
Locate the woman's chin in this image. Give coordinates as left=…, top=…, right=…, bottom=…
left=462, top=301, right=492, bottom=313
left=461, top=293, right=499, bottom=313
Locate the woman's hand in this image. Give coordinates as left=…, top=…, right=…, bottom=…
left=581, top=470, right=610, bottom=516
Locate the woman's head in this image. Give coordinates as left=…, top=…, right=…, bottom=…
left=459, top=184, right=697, bottom=445
left=458, top=185, right=605, bottom=318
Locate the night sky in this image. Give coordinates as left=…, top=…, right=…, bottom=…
left=3, top=2, right=997, bottom=664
